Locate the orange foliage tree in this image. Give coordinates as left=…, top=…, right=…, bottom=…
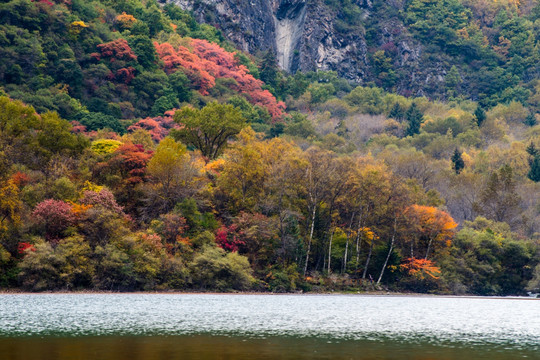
left=400, top=257, right=441, bottom=280
left=404, top=205, right=457, bottom=260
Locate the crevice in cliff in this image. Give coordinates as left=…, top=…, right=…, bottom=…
left=274, top=1, right=306, bottom=72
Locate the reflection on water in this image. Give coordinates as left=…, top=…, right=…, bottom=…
left=1, top=294, right=539, bottom=359
left=2, top=335, right=538, bottom=360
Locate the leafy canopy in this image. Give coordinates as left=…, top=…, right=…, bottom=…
left=172, top=102, right=246, bottom=161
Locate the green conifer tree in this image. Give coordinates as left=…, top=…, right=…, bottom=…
left=405, top=103, right=423, bottom=136
left=528, top=155, right=540, bottom=182
left=388, top=103, right=405, bottom=121
left=525, top=113, right=537, bottom=127
left=475, top=106, right=486, bottom=127
left=526, top=142, right=538, bottom=157
left=445, top=65, right=461, bottom=97
left=260, top=51, right=279, bottom=90
left=451, top=148, right=465, bottom=174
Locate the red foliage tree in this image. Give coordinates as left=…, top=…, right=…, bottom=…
left=108, top=144, right=153, bottom=185
left=191, top=39, right=285, bottom=120
left=17, top=242, right=36, bottom=254
left=32, top=199, right=76, bottom=240
left=31, top=0, right=54, bottom=6
left=95, top=39, right=137, bottom=62
left=11, top=172, right=30, bottom=188
left=128, top=110, right=179, bottom=141
left=231, top=212, right=278, bottom=269
left=70, top=121, right=87, bottom=134
left=80, top=188, right=124, bottom=214
left=92, top=39, right=138, bottom=84
left=115, top=66, right=136, bottom=84
left=155, top=40, right=285, bottom=120
left=155, top=42, right=215, bottom=94
left=215, top=224, right=245, bottom=252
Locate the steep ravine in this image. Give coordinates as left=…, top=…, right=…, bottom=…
left=274, top=1, right=307, bottom=72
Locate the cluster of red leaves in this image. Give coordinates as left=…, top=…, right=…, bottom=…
left=138, top=233, right=164, bottom=251
left=113, top=67, right=136, bottom=84
left=93, top=39, right=137, bottom=62
left=11, top=172, right=30, bottom=188
left=80, top=188, right=124, bottom=214
left=155, top=42, right=215, bottom=94
left=109, top=144, right=153, bottom=185
left=17, top=242, right=36, bottom=254
left=31, top=0, right=54, bottom=6
left=381, top=41, right=398, bottom=56
left=400, top=258, right=441, bottom=280
left=70, top=121, right=122, bottom=141
left=191, top=39, right=285, bottom=120
left=155, top=40, right=285, bottom=120
left=128, top=110, right=179, bottom=141
left=70, top=120, right=87, bottom=134
left=215, top=224, right=245, bottom=252
left=32, top=199, right=76, bottom=238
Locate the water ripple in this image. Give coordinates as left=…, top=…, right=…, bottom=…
left=0, top=294, right=538, bottom=350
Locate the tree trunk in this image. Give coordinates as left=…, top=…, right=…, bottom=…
left=425, top=237, right=433, bottom=260
left=342, top=235, right=349, bottom=274
left=362, top=242, right=373, bottom=280
left=355, top=209, right=365, bottom=271
left=377, top=216, right=397, bottom=285
left=303, top=205, right=317, bottom=276
left=327, top=227, right=334, bottom=274
left=342, top=212, right=355, bottom=273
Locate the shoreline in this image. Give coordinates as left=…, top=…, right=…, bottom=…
left=0, top=289, right=538, bottom=299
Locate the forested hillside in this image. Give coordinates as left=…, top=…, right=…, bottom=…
left=0, top=0, right=539, bottom=295
left=176, top=0, right=540, bottom=105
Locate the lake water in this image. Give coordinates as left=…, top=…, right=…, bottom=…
left=0, top=294, right=539, bottom=359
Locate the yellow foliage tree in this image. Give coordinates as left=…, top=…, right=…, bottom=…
left=0, top=179, right=22, bottom=233
left=69, top=21, right=88, bottom=37
left=116, top=12, right=137, bottom=29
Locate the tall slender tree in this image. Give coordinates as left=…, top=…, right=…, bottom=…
left=474, top=106, right=486, bottom=127
left=451, top=148, right=465, bottom=174
left=405, top=103, right=423, bottom=136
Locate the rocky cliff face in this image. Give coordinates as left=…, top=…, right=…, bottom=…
left=170, top=0, right=369, bottom=82
left=170, top=0, right=443, bottom=95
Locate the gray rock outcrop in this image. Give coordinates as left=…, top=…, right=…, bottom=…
left=169, top=0, right=368, bottom=82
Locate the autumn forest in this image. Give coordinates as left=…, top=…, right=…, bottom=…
left=1, top=0, right=540, bottom=295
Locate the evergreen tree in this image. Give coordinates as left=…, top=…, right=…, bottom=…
left=528, top=155, right=540, bottom=182
left=475, top=106, right=486, bottom=127
left=388, top=103, right=405, bottom=121
left=260, top=51, right=279, bottom=90
left=405, top=103, right=423, bottom=136
left=451, top=148, right=465, bottom=174
left=525, top=113, right=537, bottom=127
left=445, top=65, right=461, bottom=97
left=526, top=142, right=538, bottom=157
